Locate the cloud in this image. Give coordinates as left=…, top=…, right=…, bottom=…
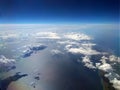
left=82, top=56, right=96, bottom=69
left=95, top=55, right=120, bottom=90
left=0, top=33, right=19, bottom=42
left=57, top=40, right=79, bottom=45
left=81, top=43, right=96, bottom=47
left=0, top=55, right=16, bottom=72
left=110, top=78, right=120, bottom=90
left=64, top=33, right=92, bottom=41
left=51, top=49, right=64, bottom=55
left=79, top=54, right=120, bottom=90
left=34, top=31, right=120, bottom=90
left=22, top=44, right=47, bottom=58
left=66, top=45, right=100, bottom=55
left=0, top=25, right=119, bottom=89
left=104, top=72, right=120, bottom=90
left=58, top=33, right=100, bottom=55
left=109, top=55, right=120, bottom=63
left=35, top=32, right=61, bottom=39
left=81, top=55, right=120, bottom=90
left=0, top=33, right=18, bottom=39
left=97, top=63, right=113, bottom=72
left=96, top=56, right=113, bottom=75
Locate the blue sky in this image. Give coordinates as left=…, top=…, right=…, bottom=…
left=0, top=0, right=119, bottom=24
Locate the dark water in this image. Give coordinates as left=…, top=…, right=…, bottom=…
left=41, top=53, right=103, bottom=90
left=90, top=29, right=119, bottom=56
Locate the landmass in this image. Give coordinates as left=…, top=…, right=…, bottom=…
left=99, top=70, right=115, bottom=90
left=0, top=72, right=28, bottom=90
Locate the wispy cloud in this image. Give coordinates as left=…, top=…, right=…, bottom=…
left=35, top=32, right=61, bottom=39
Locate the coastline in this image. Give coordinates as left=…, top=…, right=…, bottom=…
left=98, top=70, right=115, bottom=90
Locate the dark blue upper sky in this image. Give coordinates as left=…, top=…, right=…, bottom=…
left=0, top=0, right=119, bottom=24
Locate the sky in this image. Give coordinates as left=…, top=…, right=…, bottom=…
left=0, top=0, right=119, bottom=24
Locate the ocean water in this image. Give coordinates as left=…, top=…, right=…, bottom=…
left=79, top=27, right=119, bottom=56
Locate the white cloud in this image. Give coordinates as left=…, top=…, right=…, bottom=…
left=0, top=55, right=16, bottom=71
left=96, top=56, right=113, bottom=72
left=100, top=56, right=108, bottom=63
left=57, top=40, right=79, bottom=45
left=81, top=43, right=96, bottom=47
left=82, top=56, right=96, bottom=69
left=109, top=55, right=120, bottom=63
left=22, top=31, right=120, bottom=90
left=64, top=33, right=92, bottom=41
left=51, top=49, right=64, bottom=55
left=1, top=33, right=17, bottom=38
left=62, top=34, right=100, bottom=55
left=99, top=55, right=120, bottom=64
left=98, top=63, right=112, bottom=72
left=104, top=72, right=120, bottom=90
left=80, top=55, right=120, bottom=90
left=66, top=46, right=100, bottom=55
left=118, top=57, right=120, bottom=63
left=110, top=78, right=120, bottom=90
left=35, top=32, right=61, bottom=39
left=95, top=55, right=120, bottom=90
left=0, top=33, right=19, bottom=41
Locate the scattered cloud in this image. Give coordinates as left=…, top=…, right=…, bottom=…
left=57, top=40, right=79, bottom=45
left=51, top=49, right=64, bottom=55
left=35, top=32, right=61, bottom=39
left=64, top=33, right=92, bottom=41
left=0, top=25, right=119, bottom=90
left=82, top=56, right=96, bottom=69
left=0, top=55, right=16, bottom=72
left=109, top=55, right=120, bottom=63
left=66, top=45, right=100, bottom=55
left=110, top=78, right=120, bottom=90
left=81, top=43, right=96, bottom=47
left=95, top=55, right=120, bottom=90
left=97, top=63, right=113, bottom=72
left=57, top=33, right=101, bottom=55
left=96, top=56, right=113, bottom=72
